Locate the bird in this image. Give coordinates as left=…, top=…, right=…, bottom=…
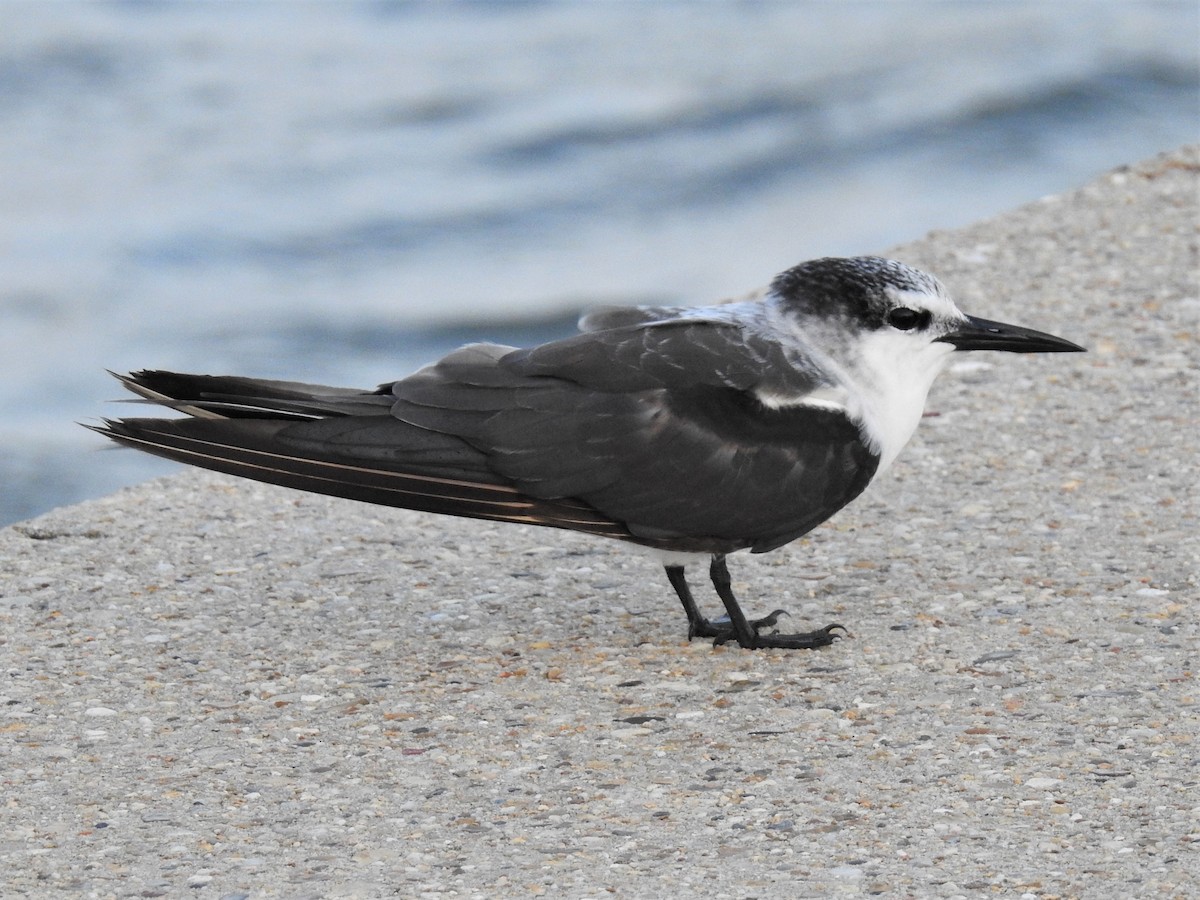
left=90, top=256, right=1084, bottom=651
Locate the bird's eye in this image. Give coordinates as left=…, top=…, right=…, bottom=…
left=887, top=308, right=925, bottom=331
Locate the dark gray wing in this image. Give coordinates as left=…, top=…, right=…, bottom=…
left=391, top=322, right=879, bottom=553
left=95, top=368, right=634, bottom=541
left=101, top=321, right=878, bottom=554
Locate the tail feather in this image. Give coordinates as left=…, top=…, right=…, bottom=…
left=115, top=369, right=393, bottom=420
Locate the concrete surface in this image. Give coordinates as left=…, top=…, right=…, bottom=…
left=2, top=145, right=1197, bottom=898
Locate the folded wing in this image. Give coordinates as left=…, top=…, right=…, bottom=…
left=97, top=316, right=879, bottom=554
left=391, top=320, right=879, bottom=552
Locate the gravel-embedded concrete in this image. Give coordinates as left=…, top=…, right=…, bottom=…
left=2, top=146, right=1197, bottom=899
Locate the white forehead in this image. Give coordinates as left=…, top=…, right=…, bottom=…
left=885, top=283, right=964, bottom=320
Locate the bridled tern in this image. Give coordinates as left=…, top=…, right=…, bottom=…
left=91, top=256, right=1084, bottom=650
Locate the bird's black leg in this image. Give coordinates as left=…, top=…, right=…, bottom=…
left=708, top=554, right=845, bottom=650
left=665, top=565, right=723, bottom=640
left=707, top=555, right=759, bottom=646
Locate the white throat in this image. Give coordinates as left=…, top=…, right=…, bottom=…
left=844, top=330, right=955, bottom=472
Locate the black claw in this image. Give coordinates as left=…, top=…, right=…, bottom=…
left=750, top=608, right=790, bottom=631
left=664, top=560, right=849, bottom=652
left=710, top=622, right=847, bottom=650
left=752, top=623, right=848, bottom=650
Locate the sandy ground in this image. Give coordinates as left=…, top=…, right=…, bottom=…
left=2, top=145, right=1197, bottom=898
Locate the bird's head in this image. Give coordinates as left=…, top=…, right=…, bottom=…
left=769, top=256, right=1084, bottom=470
left=772, top=256, right=1083, bottom=381
left=773, top=255, right=1083, bottom=355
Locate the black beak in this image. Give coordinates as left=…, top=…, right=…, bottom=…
left=937, top=315, right=1086, bottom=353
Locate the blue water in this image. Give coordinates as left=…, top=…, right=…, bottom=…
left=2, top=1, right=1197, bottom=525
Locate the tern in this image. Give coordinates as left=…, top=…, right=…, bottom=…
left=91, top=256, right=1084, bottom=650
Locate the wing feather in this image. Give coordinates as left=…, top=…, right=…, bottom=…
left=387, top=320, right=878, bottom=552
left=100, top=317, right=878, bottom=554
left=94, top=415, right=631, bottom=539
